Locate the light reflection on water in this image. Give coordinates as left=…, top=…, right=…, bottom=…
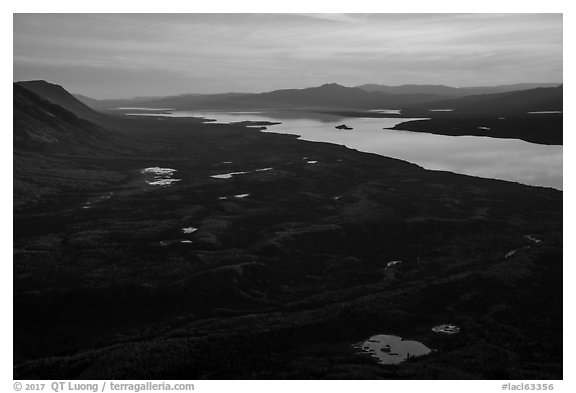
left=353, top=334, right=432, bottom=365
left=141, top=167, right=181, bottom=186
left=128, top=110, right=562, bottom=190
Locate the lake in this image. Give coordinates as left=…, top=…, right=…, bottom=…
left=125, top=109, right=562, bottom=189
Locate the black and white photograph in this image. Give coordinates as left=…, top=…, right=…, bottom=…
left=10, top=6, right=567, bottom=386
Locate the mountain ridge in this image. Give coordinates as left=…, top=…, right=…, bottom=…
left=355, top=82, right=561, bottom=96
left=79, top=82, right=448, bottom=110
left=401, top=85, right=563, bottom=115
left=17, top=80, right=102, bottom=122
left=69, top=81, right=562, bottom=112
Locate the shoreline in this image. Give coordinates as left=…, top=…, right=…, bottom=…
left=321, top=110, right=563, bottom=146
left=116, top=111, right=562, bottom=189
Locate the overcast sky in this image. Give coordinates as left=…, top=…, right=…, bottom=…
left=13, top=13, right=563, bottom=99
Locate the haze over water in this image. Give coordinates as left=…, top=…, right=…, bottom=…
left=126, top=110, right=562, bottom=190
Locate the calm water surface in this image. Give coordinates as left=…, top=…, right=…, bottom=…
left=126, top=110, right=562, bottom=189
left=353, top=334, right=432, bottom=365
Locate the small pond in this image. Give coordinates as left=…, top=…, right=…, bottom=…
left=353, top=334, right=432, bottom=365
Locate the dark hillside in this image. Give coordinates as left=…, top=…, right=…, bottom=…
left=13, top=83, right=136, bottom=209
left=356, top=83, right=560, bottom=97
left=381, top=86, right=564, bottom=145
left=17, top=80, right=101, bottom=121
left=402, top=86, right=562, bottom=116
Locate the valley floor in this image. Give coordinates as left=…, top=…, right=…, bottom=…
left=13, top=116, right=563, bottom=379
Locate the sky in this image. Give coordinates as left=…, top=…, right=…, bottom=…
left=13, top=13, right=563, bottom=99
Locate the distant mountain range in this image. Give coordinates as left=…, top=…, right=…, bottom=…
left=355, top=83, right=560, bottom=96
left=78, top=83, right=447, bottom=111
left=401, top=85, right=563, bottom=116
left=73, top=82, right=562, bottom=113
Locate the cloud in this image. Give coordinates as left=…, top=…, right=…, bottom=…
left=13, top=13, right=562, bottom=98
left=296, top=13, right=371, bottom=23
